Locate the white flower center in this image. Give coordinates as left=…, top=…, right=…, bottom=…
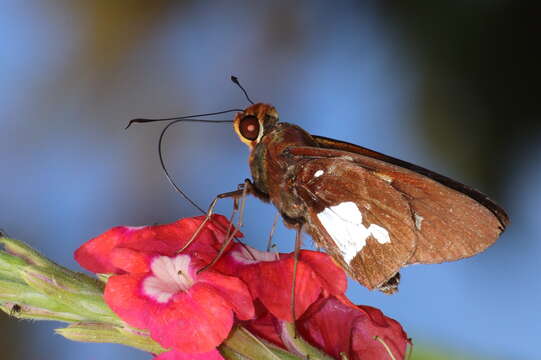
left=142, top=255, right=194, bottom=303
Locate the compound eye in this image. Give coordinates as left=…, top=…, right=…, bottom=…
left=239, top=115, right=260, bottom=141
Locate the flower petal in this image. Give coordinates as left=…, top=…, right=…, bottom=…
left=248, top=257, right=323, bottom=322
left=242, top=302, right=284, bottom=349
left=217, top=244, right=348, bottom=322
left=297, top=297, right=409, bottom=360
left=74, top=226, right=127, bottom=274
left=198, top=270, right=255, bottom=320
left=154, top=349, right=224, bottom=360
left=298, top=251, right=347, bottom=296
left=297, top=296, right=356, bottom=358
left=110, top=248, right=151, bottom=273
left=149, top=283, right=234, bottom=353
left=74, top=215, right=235, bottom=274
left=351, top=305, right=409, bottom=360
left=104, top=273, right=150, bottom=329
left=113, top=216, right=228, bottom=258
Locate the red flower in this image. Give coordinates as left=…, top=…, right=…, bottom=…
left=104, top=251, right=254, bottom=353
left=216, top=243, right=347, bottom=322
left=244, top=296, right=409, bottom=359
left=74, top=215, right=234, bottom=274
left=242, top=301, right=286, bottom=348
left=296, top=297, right=409, bottom=360
left=74, top=214, right=409, bottom=359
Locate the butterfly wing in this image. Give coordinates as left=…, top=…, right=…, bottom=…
left=313, top=135, right=509, bottom=228
left=293, top=157, right=416, bottom=290
left=288, top=143, right=507, bottom=289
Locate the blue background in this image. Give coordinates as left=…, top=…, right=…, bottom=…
left=1, top=2, right=539, bottom=359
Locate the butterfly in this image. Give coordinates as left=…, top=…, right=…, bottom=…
left=232, top=102, right=509, bottom=294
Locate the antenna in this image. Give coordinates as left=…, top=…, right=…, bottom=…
left=231, top=76, right=255, bottom=105
left=126, top=110, right=239, bottom=214
left=126, top=109, right=241, bottom=129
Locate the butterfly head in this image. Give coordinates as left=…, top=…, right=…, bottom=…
left=233, top=104, right=279, bottom=149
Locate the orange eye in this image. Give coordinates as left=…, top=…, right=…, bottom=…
left=239, top=115, right=260, bottom=141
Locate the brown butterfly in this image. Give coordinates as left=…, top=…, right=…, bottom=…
left=129, top=78, right=509, bottom=294
left=232, top=102, right=509, bottom=294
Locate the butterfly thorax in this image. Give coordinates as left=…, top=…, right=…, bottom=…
left=249, top=122, right=318, bottom=223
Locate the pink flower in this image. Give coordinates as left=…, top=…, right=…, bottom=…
left=216, top=243, right=347, bottom=322
left=104, top=252, right=254, bottom=353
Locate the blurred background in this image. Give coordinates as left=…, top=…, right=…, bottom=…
left=1, top=1, right=540, bottom=359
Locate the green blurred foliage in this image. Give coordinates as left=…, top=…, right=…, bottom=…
left=381, top=1, right=541, bottom=196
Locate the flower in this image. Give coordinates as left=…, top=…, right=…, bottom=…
left=74, top=215, right=235, bottom=275
left=296, top=296, right=410, bottom=360
left=73, top=214, right=409, bottom=359
left=216, top=243, right=347, bottom=322
left=74, top=215, right=254, bottom=354
left=104, top=251, right=254, bottom=353
left=243, top=296, right=409, bottom=360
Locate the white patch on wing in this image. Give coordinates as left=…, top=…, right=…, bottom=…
left=367, top=224, right=391, bottom=244
left=314, top=170, right=324, bottom=178
left=374, top=172, right=393, bottom=183
left=414, top=213, right=424, bottom=230
left=317, top=201, right=391, bottom=264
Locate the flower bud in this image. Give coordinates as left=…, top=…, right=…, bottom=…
left=0, top=250, right=28, bottom=282
left=56, top=322, right=166, bottom=354
left=20, top=265, right=118, bottom=323
left=0, top=236, right=57, bottom=269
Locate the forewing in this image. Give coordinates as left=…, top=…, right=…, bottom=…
left=289, top=144, right=506, bottom=266
left=294, top=158, right=416, bottom=290
left=313, top=135, right=509, bottom=228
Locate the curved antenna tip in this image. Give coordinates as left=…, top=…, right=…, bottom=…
left=125, top=118, right=157, bottom=129
left=125, top=119, right=137, bottom=129
left=230, top=76, right=254, bottom=105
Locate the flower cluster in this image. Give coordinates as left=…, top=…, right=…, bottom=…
left=74, top=215, right=409, bottom=360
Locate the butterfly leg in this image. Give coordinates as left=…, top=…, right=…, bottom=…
left=234, top=179, right=253, bottom=233
left=177, top=187, right=246, bottom=255
left=290, top=225, right=302, bottom=335
left=266, top=212, right=280, bottom=251
left=198, top=179, right=257, bottom=273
